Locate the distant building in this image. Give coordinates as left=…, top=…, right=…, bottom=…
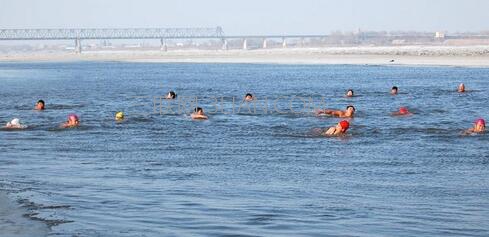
left=391, top=39, right=406, bottom=45
left=435, top=31, right=445, bottom=39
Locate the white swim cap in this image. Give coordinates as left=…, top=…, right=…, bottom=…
left=11, top=118, right=20, bottom=126
left=7, top=118, right=27, bottom=128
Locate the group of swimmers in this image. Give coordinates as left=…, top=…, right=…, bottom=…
left=318, top=83, right=485, bottom=136
left=316, top=83, right=484, bottom=136
left=4, top=99, right=82, bottom=129
left=2, top=84, right=486, bottom=136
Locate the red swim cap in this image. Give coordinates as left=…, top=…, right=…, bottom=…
left=399, top=107, right=409, bottom=114
left=476, top=118, right=485, bottom=126
left=339, top=120, right=350, bottom=130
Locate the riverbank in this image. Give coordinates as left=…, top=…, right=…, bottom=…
left=0, top=191, right=49, bottom=237
left=1, top=46, right=489, bottom=67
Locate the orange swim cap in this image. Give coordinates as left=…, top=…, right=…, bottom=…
left=339, top=120, right=350, bottom=130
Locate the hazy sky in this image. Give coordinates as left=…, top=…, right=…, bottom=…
left=0, top=0, right=487, bottom=34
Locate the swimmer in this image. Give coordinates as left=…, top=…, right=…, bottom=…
left=191, top=107, right=208, bottom=120
left=244, top=93, right=254, bottom=102
left=115, top=111, right=124, bottom=121
left=4, top=118, right=27, bottom=129
left=165, top=91, right=177, bottom=100
left=392, top=107, right=412, bottom=116
left=346, top=89, right=354, bottom=97
left=323, top=120, right=350, bottom=136
left=35, top=100, right=45, bottom=110
left=316, top=105, right=356, bottom=118
left=391, top=86, right=398, bottom=95
left=61, top=114, right=80, bottom=128
left=458, top=83, right=465, bottom=93
left=463, top=118, right=485, bottom=135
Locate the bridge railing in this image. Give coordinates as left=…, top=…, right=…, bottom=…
left=0, top=27, right=225, bottom=40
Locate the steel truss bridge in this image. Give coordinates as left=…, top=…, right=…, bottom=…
left=5, top=27, right=480, bottom=53
left=0, top=27, right=330, bottom=53
left=0, top=27, right=227, bottom=53
left=0, top=27, right=225, bottom=40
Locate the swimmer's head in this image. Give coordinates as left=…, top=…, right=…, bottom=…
left=8, top=118, right=21, bottom=128
left=68, top=114, right=79, bottom=123
left=245, top=93, right=253, bottom=101
left=475, top=118, right=486, bottom=131
left=475, top=119, right=486, bottom=128
left=194, top=107, right=204, bottom=114
left=6, top=118, right=26, bottom=129
left=35, top=99, right=45, bottom=110
left=339, top=120, right=350, bottom=132
left=167, top=91, right=177, bottom=99
left=476, top=118, right=485, bottom=126
left=115, top=111, right=124, bottom=121
left=399, top=107, right=409, bottom=114
left=346, top=89, right=354, bottom=97
left=391, top=86, right=398, bottom=95
left=458, top=83, right=465, bottom=93
left=11, top=118, right=20, bottom=126
left=346, top=105, right=356, bottom=113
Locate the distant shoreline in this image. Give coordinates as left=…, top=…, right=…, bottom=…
left=1, top=46, right=489, bottom=67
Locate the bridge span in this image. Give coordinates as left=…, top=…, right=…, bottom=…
left=0, top=27, right=330, bottom=53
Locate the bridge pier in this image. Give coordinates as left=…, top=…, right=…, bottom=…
left=222, top=39, right=228, bottom=50
left=282, top=38, right=287, bottom=48
left=160, top=38, right=168, bottom=52
left=74, top=38, right=82, bottom=54
left=242, top=39, right=248, bottom=50
left=262, top=39, right=268, bottom=49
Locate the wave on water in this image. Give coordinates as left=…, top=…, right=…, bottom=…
left=47, top=104, right=87, bottom=110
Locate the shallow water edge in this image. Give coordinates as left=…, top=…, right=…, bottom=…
left=0, top=191, right=49, bottom=237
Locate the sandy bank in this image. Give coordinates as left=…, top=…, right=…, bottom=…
left=1, top=46, right=489, bottom=67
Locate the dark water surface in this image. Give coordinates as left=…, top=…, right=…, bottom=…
left=1, top=62, right=489, bottom=236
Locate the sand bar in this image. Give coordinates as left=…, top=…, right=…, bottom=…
left=1, top=46, right=489, bottom=67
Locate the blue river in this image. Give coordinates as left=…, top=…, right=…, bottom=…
left=1, top=62, right=488, bottom=236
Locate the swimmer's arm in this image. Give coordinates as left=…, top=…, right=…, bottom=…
left=323, top=109, right=335, bottom=114
left=315, top=109, right=327, bottom=115
left=324, top=127, right=335, bottom=135
left=330, top=110, right=344, bottom=117
left=317, top=109, right=338, bottom=115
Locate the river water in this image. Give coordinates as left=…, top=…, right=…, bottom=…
left=1, top=62, right=488, bottom=236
